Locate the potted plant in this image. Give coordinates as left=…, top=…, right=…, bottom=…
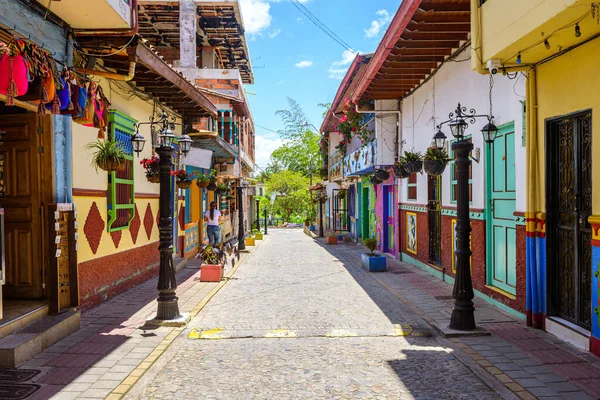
left=216, top=183, right=229, bottom=196
left=207, top=182, right=218, bottom=191
left=361, top=238, right=387, bottom=272
left=393, top=162, right=411, bottom=179
left=245, top=234, right=256, bottom=247
left=172, top=169, right=195, bottom=189
left=326, top=232, right=338, bottom=245
left=199, top=245, right=224, bottom=282
left=423, top=147, right=452, bottom=176
left=226, top=194, right=235, bottom=201
left=401, top=150, right=423, bottom=174
left=369, top=175, right=382, bottom=185
left=209, top=168, right=218, bottom=183
left=141, top=155, right=160, bottom=183
left=196, top=173, right=210, bottom=188
left=374, top=168, right=390, bottom=181
left=253, top=228, right=264, bottom=241
left=86, top=139, right=127, bottom=172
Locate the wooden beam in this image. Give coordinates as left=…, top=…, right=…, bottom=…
left=405, top=21, right=470, bottom=32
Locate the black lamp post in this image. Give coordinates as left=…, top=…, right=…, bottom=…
left=132, top=111, right=193, bottom=323
left=256, top=198, right=260, bottom=231
left=264, top=208, right=268, bottom=235
left=435, top=103, right=498, bottom=331
left=238, top=180, right=248, bottom=251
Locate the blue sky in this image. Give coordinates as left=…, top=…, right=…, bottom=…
left=238, top=0, right=400, bottom=170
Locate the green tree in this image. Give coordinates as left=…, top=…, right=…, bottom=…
left=266, top=170, right=310, bottom=222
left=270, top=98, right=321, bottom=177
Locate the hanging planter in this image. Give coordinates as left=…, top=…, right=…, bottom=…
left=400, top=151, right=423, bottom=174
left=369, top=175, right=382, bottom=185
left=423, top=147, right=451, bottom=176
left=147, top=174, right=160, bottom=183
left=207, top=182, right=217, bottom=191
left=85, top=139, right=127, bottom=173
left=177, top=180, right=192, bottom=189
left=172, top=170, right=196, bottom=190
left=393, top=164, right=410, bottom=179
left=337, top=189, right=347, bottom=199
left=216, top=183, right=229, bottom=196
left=374, top=169, right=390, bottom=181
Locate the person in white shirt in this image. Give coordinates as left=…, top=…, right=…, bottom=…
left=204, top=201, right=222, bottom=245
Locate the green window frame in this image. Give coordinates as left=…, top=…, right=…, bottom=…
left=450, top=135, right=473, bottom=204
left=407, top=173, right=417, bottom=201
left=107, top=110, right=137, bottom=232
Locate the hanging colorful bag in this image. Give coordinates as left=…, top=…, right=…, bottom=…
left=93, top=85, right=110, bottom=139
left=0, top=53, right=29, bottom=106
left=74, top=81, right=95, bottom=125
left=46, top=76, right=70, bottom=114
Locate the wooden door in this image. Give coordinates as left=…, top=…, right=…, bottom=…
left=487, top=125, right=517, bottom=294
left=0, top=113, right=51, bottom=299
left=547, top=112, right=592, bottom=330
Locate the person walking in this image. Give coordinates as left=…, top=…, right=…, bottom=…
left=205, top=201, right=222, bottom=245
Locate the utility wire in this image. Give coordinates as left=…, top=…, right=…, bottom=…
left=289, top=0, right=357, bottom=55
left=255, top=124, right=281, bottom=134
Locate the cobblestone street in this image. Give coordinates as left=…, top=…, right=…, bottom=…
left=126, top=229, right=500, bottom=400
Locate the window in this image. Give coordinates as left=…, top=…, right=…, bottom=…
left=407, top=173, right=417, bottom=201
left=107, top=111, right=137, bottom=232
left=450, top=136, right=473, bottom=204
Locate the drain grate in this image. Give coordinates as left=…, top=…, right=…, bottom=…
left=0, top=384, right=40, bottom=400
left=0, top=369, right=40, bottom=382
left=434, top=295, right=455, bottom=301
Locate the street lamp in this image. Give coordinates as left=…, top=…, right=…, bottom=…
left=256, top=198, right=260, bottom=231
left=132, top=110, right=191, bottom=324
left=435, top=101, right=498, bottom=331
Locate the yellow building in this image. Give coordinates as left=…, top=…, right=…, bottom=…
left=474, top=0, right=600, bottom=356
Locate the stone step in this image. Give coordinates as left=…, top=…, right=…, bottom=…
left=0, top=310, right=80, bottom=368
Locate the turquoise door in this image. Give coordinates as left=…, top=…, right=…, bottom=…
left=362, top=186, right=370, bottom=240
left=486, top=123, right=517, bottom=294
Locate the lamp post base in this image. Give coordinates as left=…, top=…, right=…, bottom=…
left=147, top=312, right=190, bottom=327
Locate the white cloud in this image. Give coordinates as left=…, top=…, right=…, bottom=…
left=328, top=49, right=357, bottom=79
left=255, top=134, right=283, bottom=169
left=268, top=28, right=282, bottom=39
left=239, top=0, right=272, bottom=36
left=295, top=60, right=313, bottom=68
left=364, top=9, right=392, bottom=38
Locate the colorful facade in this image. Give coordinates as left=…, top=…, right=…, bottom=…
left=475, top=0, right=600, bottom=354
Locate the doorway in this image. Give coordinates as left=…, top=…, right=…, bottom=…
left=486, top=123, right=517, bottom=294
left=546, top=111, right=592, bottom=330
left=362, top=186, right=370, bottom=240
left=0, top=112, right=53, bottom=322
left=383, top=185, right=395, bottom=253
left=428, top=175, right=442, bottom=266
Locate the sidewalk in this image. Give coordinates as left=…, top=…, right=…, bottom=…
left=9, top=243, right=260, bottom=400
left=319, top=238, right=600, bottom=400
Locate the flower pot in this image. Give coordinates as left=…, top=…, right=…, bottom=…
left=207, top=183, right=217, bottom=191
left=200, top=264, right=224, bottom=282
left=326, top=236, right=338, bottom=245
left=337, top=235, right=345, bottom=242
left=360, top=253, right=387, bottom=272
left=369, top=176, right=382, bottom=185
left=309, top=225, right=316, bottom=232
left=403, top=160, right=423, bottom=174
left=374, top=169, right=390, bottom=181
left=177, top=180, right=192, bottom=189
left=97, top=158, right=125, bottom=172
left=423, top=160, right=446, bottom=176
left=393, top=165, right=410, bottom=179
left=147, top=174, right=160, bottom=183
left=245, top=237, right=255, bottom=247
left=254, top=233, right=263, bottom=240
left=197, top=180, right=210, bottom=188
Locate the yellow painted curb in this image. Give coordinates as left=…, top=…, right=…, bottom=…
left=108, top=237, right=266, bottom=398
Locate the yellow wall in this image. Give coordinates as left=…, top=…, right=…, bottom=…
left=479, top=0, right=599, bottom=64
left=72, top=75, right=183, bottom=263
left=532, top=36, right=600, bottom=213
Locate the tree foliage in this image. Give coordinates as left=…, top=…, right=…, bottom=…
left=265, top=170, right=310, bottom=222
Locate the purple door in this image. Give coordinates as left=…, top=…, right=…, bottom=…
left=383, top=185, right=396, bottom=253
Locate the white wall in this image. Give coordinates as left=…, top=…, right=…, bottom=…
left=374, top=100, right=399, bottom=167
left=398, top=45, right=527, bottom=211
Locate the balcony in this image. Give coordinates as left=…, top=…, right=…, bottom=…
left=216, top=161, right=241, bottom=180
left=239, top=148, right=255, bottom=173
left=343, top=142, right=375, bottom=177
left=36, top=0, right=133, bottom=30
left=478, top=0, right=600, bottom=65
left=189, top=129, right=237, bottom=163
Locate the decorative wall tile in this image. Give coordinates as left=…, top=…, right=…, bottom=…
left=110, top=230, right=122, bottom=248
left=130, top=204, right=141, bottom=244
left=84, top=202, right=105, bottom=255
left=144, top=203, right=154, bottom=240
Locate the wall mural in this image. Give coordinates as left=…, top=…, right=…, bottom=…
left=343, top=142, right=375, bottom=176
left=407, top=212, right=417, bottom=254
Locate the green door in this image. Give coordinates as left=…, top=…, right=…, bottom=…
left=487, top=123, right=517, bottom=294
left=363, top=186, right=370, bottom=240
